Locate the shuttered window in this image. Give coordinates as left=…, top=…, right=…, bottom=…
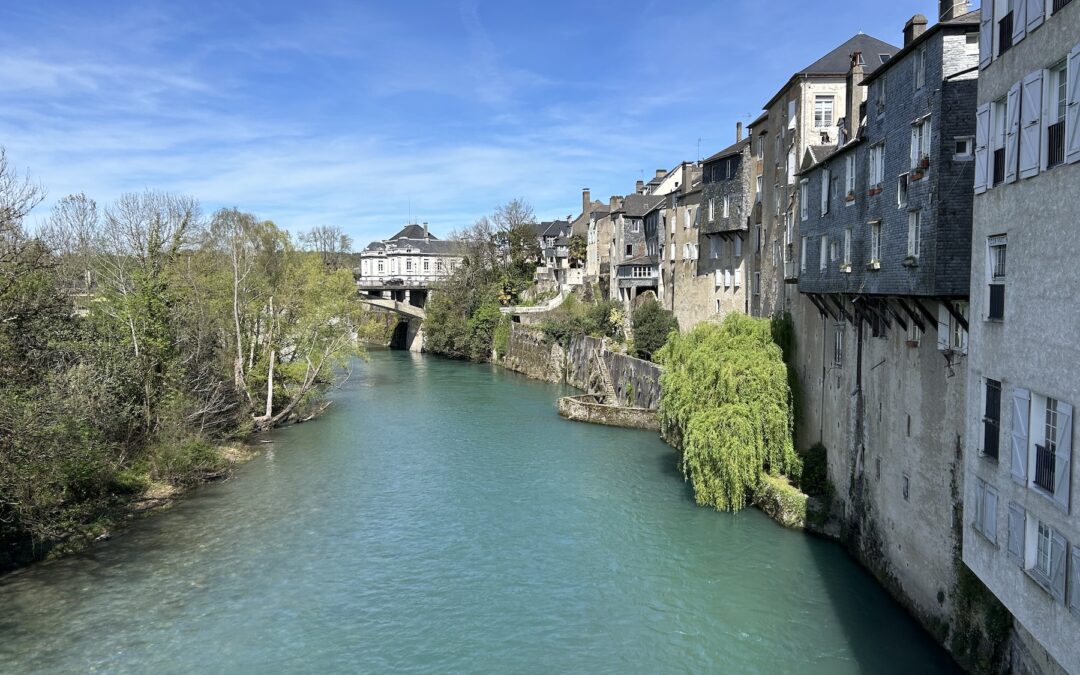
left=1028, top=0, right=1045, bottom=31
left=1008, top=502, right=1026, bottom=565
left=1019, top=70, right=1043, bottom=178
left=1047, top=60, right=1068, bottom=168
left=979, top=8, right=993, bottom=70
left=973, top=479, right=999, bottom=543
left=1051, top=400, right=1073, bottom=511
left=1012, top=388, right=1030, bottom=484
left=975, top=103, right=991, bottom=193
left=1071, top=546, right=1080, bottom=616
left=988, top=235, right=1006, bottom=319
left=800, top=180, right=809, bottom=221
left=985, top=379, right=1002, bottom=460
left=1005, top=82, right=1021, bottom=184
left=1067, top=43, right=1080, bottom=164
left=821, top=169, right=830, bottom=216
left=1013, top=0, right=1028, bottom=45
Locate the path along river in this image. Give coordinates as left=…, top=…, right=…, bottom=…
left=0, top=351, right=958, bottom=674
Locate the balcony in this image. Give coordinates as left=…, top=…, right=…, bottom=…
left=1034, top=444, right=1056, bottom=494
left=1048, top=120, right=1066, bottom=168
left=998, top=12, right=1014, bottom=56
left=992, top=148, right=1006, bottom=186
left=356, top=274, right=448, bottom=289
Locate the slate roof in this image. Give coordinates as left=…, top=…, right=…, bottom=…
left=389, top=224, right=437, bottom=240
left=764, top=33, right=899, bottom=109
left=807, top=145, right=837, bottom=165
left=617, top=255, right=659, bottom=267
left=861, top=9, right=981, bottom=85
left=704, top=138, right=751, bottom=164
left=536, top=220, right=572, bottom=238
left=615, top=193, right=664, bottom=218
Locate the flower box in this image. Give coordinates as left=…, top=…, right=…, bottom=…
left=845, top=191, right=856, bottom=202
left=905, top=339, right=920, bottom=348
left=867, top=260, right=881, bottom=270
left=902, top=255, right=919, bottom=267
left=840, top=264, right=852, bottom=273
left=911, top=169, right=925, bottom=181
left=919, top=156, right=931, bottom=169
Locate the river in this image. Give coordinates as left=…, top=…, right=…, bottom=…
left=0, top=351, right=957, bottom=674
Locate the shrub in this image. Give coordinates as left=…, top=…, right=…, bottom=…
left=492, top=314, right=511, bottom=359
left=149, top=438, right=227, bottom=487
left=799, top=443, right=830, bottom=497
left=632, top=298, right=679, bottom=361
left=657, top=314, right=801, bottom=512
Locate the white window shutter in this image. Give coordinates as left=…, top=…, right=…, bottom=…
left=1071, top=546, right=1080, bottom=612
left=714, top=269, right=723, bottom=287
left=1019, top=70, right=1043, bottom=179
left=1008, top=503, right=1026, bottom=565
left=1067, top=43, right=1080, bottom=164
left=734, top=237, right=742, bottom=258
left=1012, top=388, right=1031, bottom=484
left=734, top=268, right=743, bottom=287
left=1050, top=530, right=1067, bottom=602
left=1012, top=0, right=1027, bottom=45
left=973, top=480, right=985, bottom=531
left=1005, top=82, right=1021, bottom=184
left=724, top=269, right=732, bottom=288
left=979, top=7, right=993, bottom=70
left=975, top=103, right=991, bottom=194
left=937, top=303, right=950, bottom=351
left=1027, top=0, right=1044, bottom=31
left=985, top=488, right=998, bottom=543
left=1053, top=401, right=1072, bottom=512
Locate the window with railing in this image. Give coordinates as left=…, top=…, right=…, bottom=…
left=989, top=236, right=1006, bottom=320
left=1048, top=61, right=1068, bottom=168
left=993, top=148, right=1006, bottom=185
left=998, top=12, right=1014, bottom=56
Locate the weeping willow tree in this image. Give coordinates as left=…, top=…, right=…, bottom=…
left=657, top=314, right=801, bottom=512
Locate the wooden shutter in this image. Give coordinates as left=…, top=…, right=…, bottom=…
left=1054, top=401, right=1072, bottom=512
left=973, top=480, right=985, bottom=532
left=1027, top=0, right=1044, bottom=32
left=1071, top=546, right=1080, bottom=613
left=1008, top=502, right=1026, bottom=565
left=1068, top=43, right=1080, bottom=165
left=979, top=6, right=993, bottom=70
left=1005, top=82, right=1021, bottom=184
left=821, top=170, right=830, bottom=216
left=1012, top=388, right=1031, bottom=484
left=1013, top=0, right=1028, bottom=45
left=975, top=103, right=991, bottom=194
left=985, top=487, right=998, bottom=543
left=1050, top=530, right=1067, bottom=602
left=1020, top=70, right=1043, bottom=179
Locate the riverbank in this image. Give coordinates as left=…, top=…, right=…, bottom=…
left=1, top=442, right=263, bottom=576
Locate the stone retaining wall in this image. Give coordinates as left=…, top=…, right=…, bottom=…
left=557, top=395, right=660, bottom=431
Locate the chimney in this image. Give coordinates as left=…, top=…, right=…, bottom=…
left=609, top=196, right=620, bottom=211
left=582, top=188, right=591, bottom=215
left=655, top=169, right=666, bottom=179
left=845, top=51, right=866, bottom=142
left=636, top=180, right=645, bottom=193
left=423, top=222, right=429, bottom=240
left=736, top=121, right=743, bottom=142
left=904, top=14, right=928, bottom=46
left=939, top=0, right=970, bottom=21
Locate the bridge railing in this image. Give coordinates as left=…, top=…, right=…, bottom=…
left=356, top=275, right=447, bottom=288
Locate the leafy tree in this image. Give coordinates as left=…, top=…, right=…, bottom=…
left=657, top=315, right=801, bottom=512
left=631, top=298, right=678, bottom=361
left=568, top=233, right=587, bottom=268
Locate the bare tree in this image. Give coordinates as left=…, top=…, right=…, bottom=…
left=40, top=193, right=99, bottom=294
left=299, top=224, right=353, bottom=270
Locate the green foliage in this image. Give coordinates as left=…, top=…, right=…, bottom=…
left=568, top=233, right=587, bottom=267
left=753, top=474, right=808, bottom=529
left=631, top=298, right=679, bottom=361
left=657, top=314, right=801, bottom=512
left=539, top=295, right=624, bottom=347
left=770, top=311, right=801, bottom=429
left=148, top=437, right=227, bottom=487
left=492, top=314, right=511, bottom=359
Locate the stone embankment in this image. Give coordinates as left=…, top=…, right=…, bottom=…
left=557, top=395, right=659, bottom=431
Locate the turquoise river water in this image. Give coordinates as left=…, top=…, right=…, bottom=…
left=0, top=351, right=958, bottom=674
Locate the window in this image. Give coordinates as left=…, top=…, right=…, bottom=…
left=829, top=240, right=839, bottom=262
left=843, top=229, right=851, bottom=267
left=875, top=73, right=887, bottom=117
left=757, top=134, right=765, bottom=160
left=709, top=198, right=716, bottom=222
left=787, top=99, right=797, bottom=130
left=406, top=259, right=413, bottom=272
left=734, top=236, right=742, bottom=258
left=755, top=176, right=763, bottom=202
left=631, top=266, right=653, bottom=278
left=814, top=95, right=834, bottom=129
left=722, top=196, right=730, bottom=218
left=1012, top=388, right=1074, bottom=511
left=753, top=272, right=761, bottom=296
left=965, top=32, right=979, bottom=55
left=423, top=258, right=430, bottom=272
left=833, top=326, right=843, bottom=367
left=436, top=260, right=444, bottom=272
left=907, top=211, right=921, bottom=259
left=972, top=478, right=998, bottom=543
left=819, top=235, right=828, bottom=271
left=377, top=260, right=384, bottom=273
left=800, top=236, right=808, bottom=272
left=1047, top=60, right=1068, bottom=168
left=897, top=174, right=909, bottom=208
left=799, top=180, right=809, bottom=221
left=910, top=116, right=932, bottom=171
left=1034, top=398, right=1061, bottom=494
left=845, top=154, right=856, bottom=199
left=992, top=96, right=1008, bottom=185
left=625, top=244, right=633, bottom=257
left=950, top=302, right=969, bottom=352
left=1019, top=513, right=1069, bottom=601
left=914, top=46, right=926, bottom=91
left=1036, top=520, right=1053, bottom=577
left=906, top=321, right=922, bottom=346
left=984, top=378, right=1002, bottom=460
left=684, top=206, right=692, bottom=229
left=869, top=144, right=885, bottom=187
left=870, top=221, right=882, bottom=263
left=955, top=137, right=974, bottom=159
left=820, top=169, right=830, bottom=216
left=710, top=237, right=719, bottom=259
left=988, top=235, right=1006, bottom=320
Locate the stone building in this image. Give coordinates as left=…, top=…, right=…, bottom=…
left=610, top=193, right=663, bottom=305
left=795, top=4, right=981, bottom=657
left=962, top=0, right=1080, bottom=671
left=748, top=33, right=900, bottom=320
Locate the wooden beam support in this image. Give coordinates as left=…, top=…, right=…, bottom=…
left=805, top=293, right=829, bottom=319
left=940, top=298, right=969, bottom=332
left=883, top=299, right=908, bottom=332
left=827, top=294, right=851, bottom=323
left=911, top=298, right=939, bottom=332
left=894, top=297, right=925, bottom=332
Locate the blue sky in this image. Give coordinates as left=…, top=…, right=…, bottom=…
left=2, top=0, right=948, bottom=244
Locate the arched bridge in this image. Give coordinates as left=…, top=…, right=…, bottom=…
left=359, top=296, right=426, bottom=320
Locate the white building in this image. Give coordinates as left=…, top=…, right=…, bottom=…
left=962, top=1, right=1080, bottom=672
left=357, top=224, right=462, bottom=290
